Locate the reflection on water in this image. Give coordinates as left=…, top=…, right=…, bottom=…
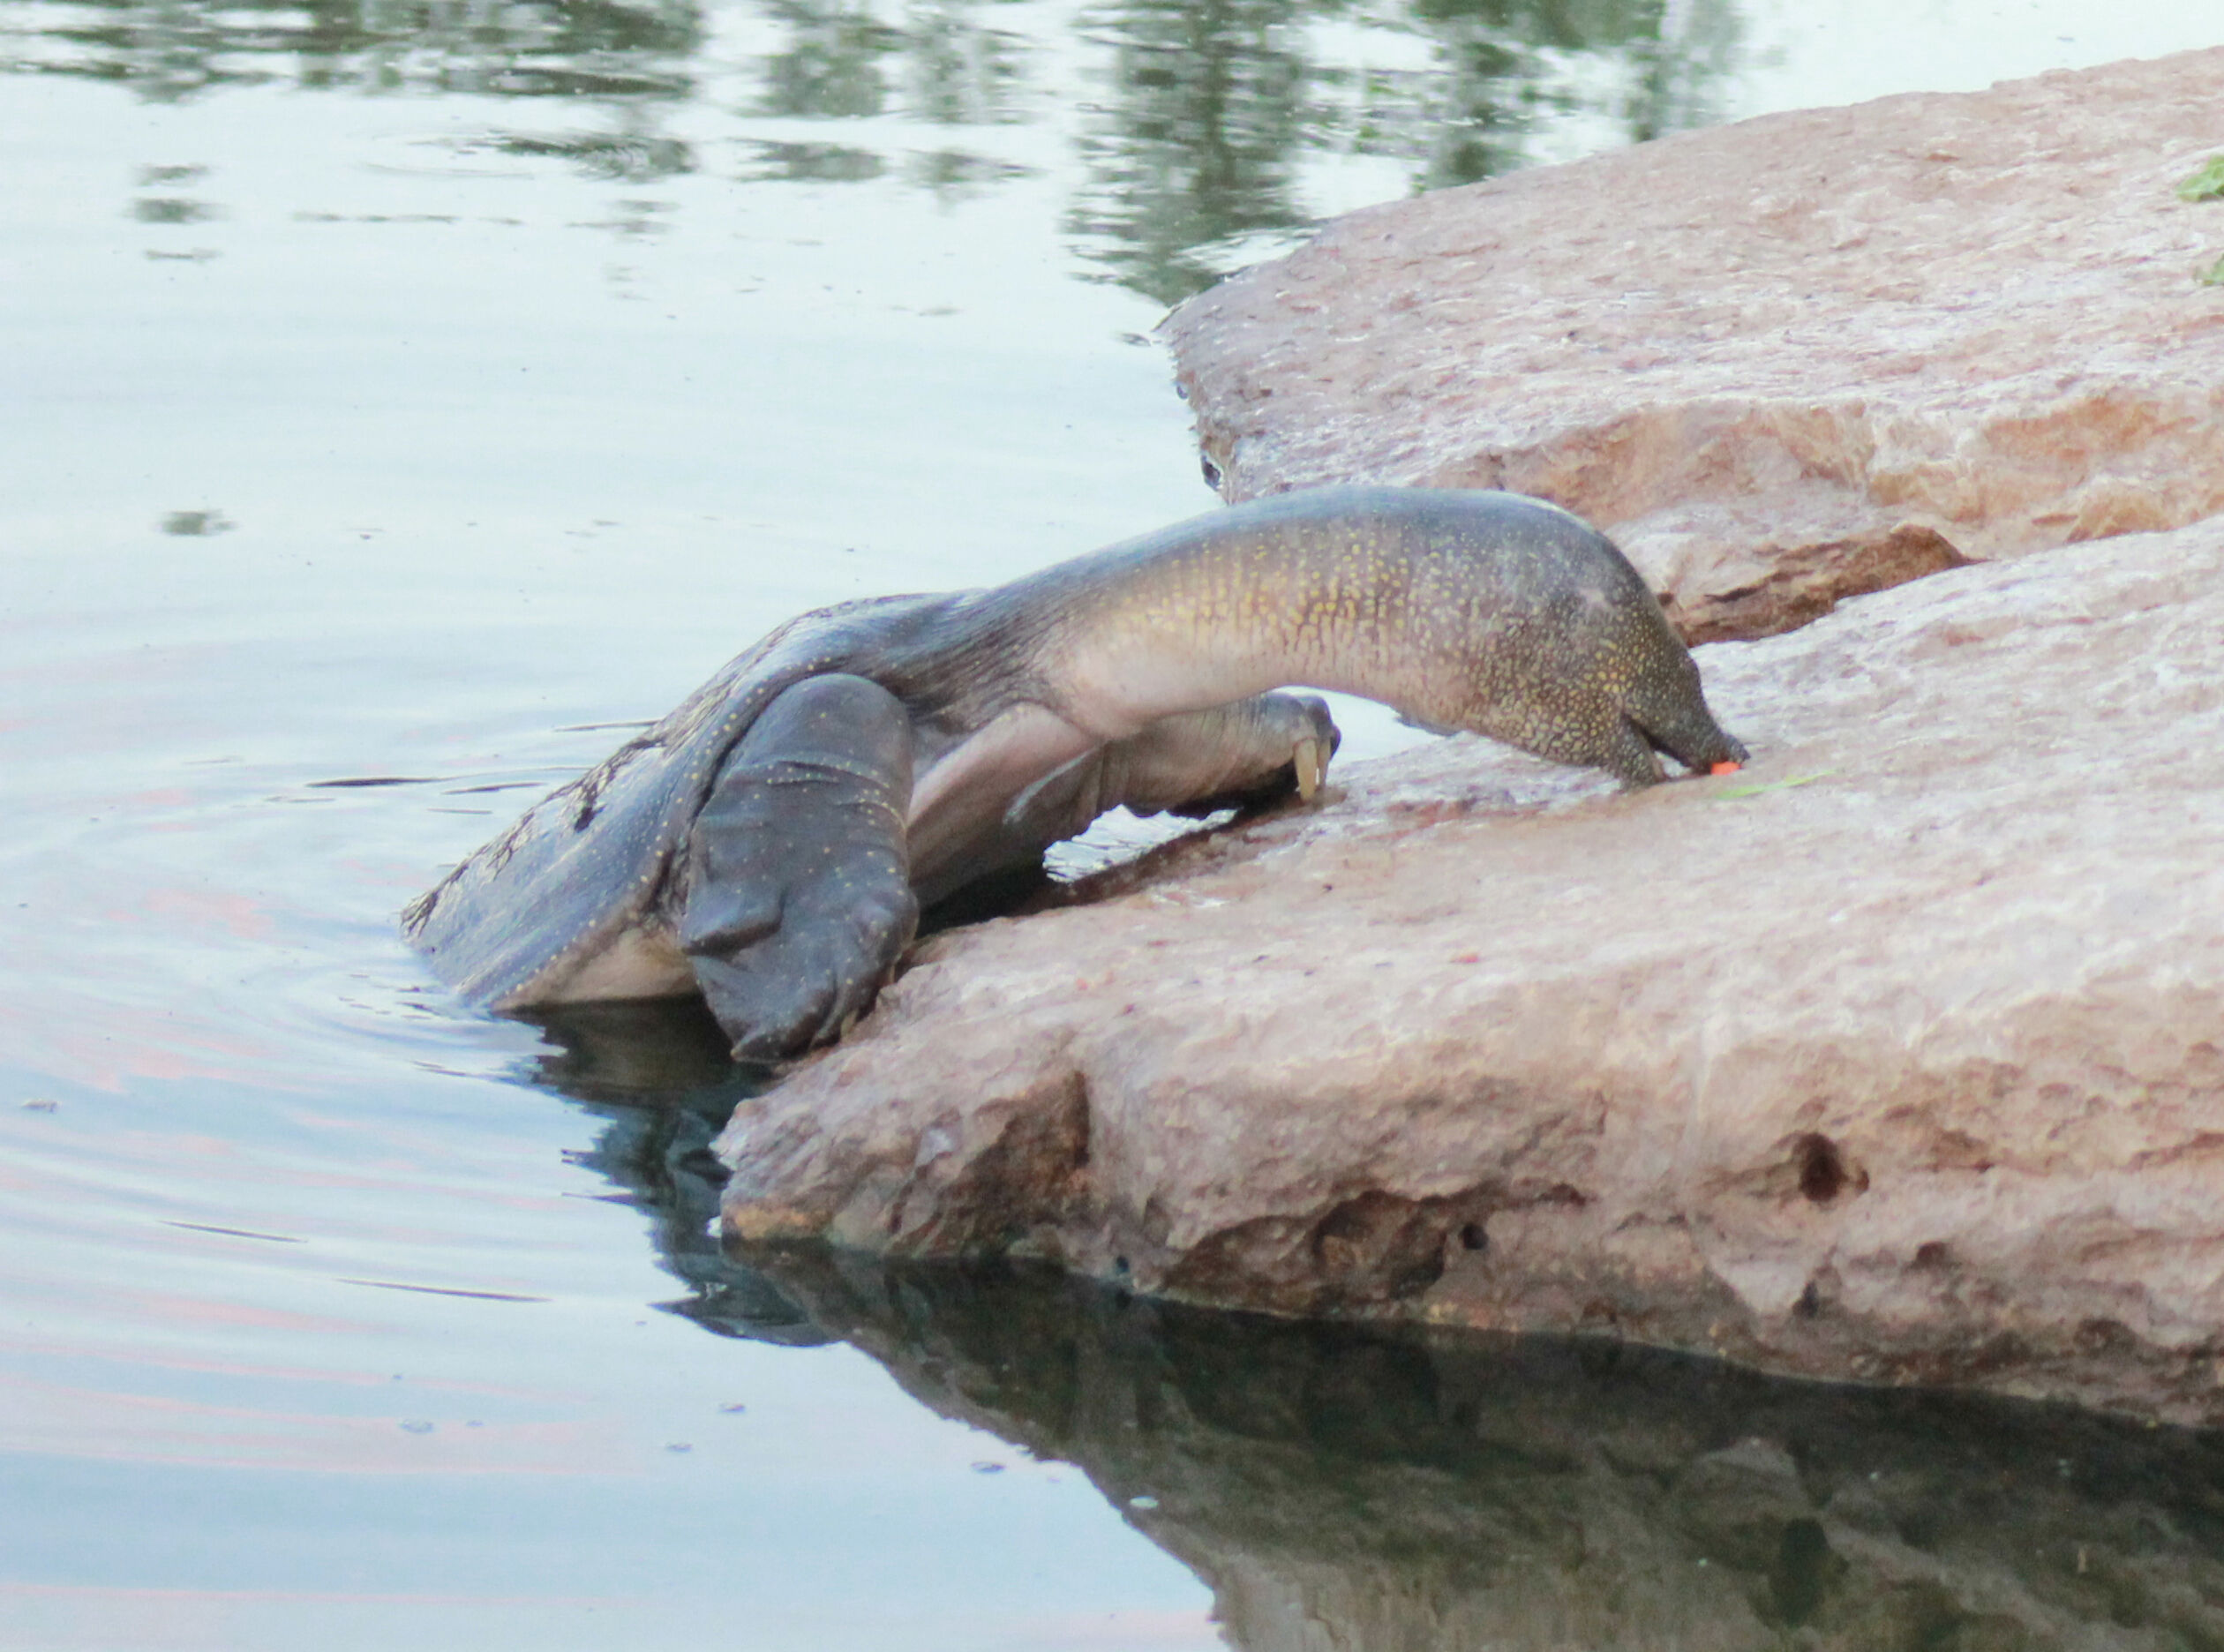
left=1390, top=0, right=1743, bottom=186
left=1067, top=0, right=1740, bottom=300
left=472, top=127, right=698, bottom=180
left=522, top=999, right=838, bottom=1346
left=17, top=0, right=705, bottom=101
left=158, top=507, right=234, bottom=535
left=4, top=0, right=1734, bottom=297
left=1066, top=0, right=1313, bottom=304
left=899, top=0, right=1026, bottom=127
left=695, top=1247, right=2224, bottom=1650
left=753, top=0, right=902, bottom=119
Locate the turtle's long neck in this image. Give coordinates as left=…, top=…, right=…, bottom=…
left=980, top=489, right=1509, bottom=738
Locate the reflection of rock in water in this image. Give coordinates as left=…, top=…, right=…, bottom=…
left=722, top=1253, right=2224, bottom=1650
left=520, top=997, right=828, bottom=1346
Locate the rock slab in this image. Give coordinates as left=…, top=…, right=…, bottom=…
left=1163, top=50, right=2224, bottom=643
left=719, top=516, right=2224, bottom=1424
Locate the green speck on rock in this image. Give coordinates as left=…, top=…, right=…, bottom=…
left=1706, top=770, right=1837, bottom=801
left=2200, top=253, right=2224, bottom=289
left=2175, top=156, right=2224, bottom=204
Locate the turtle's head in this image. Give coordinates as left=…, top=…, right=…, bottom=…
left=1416, top=572, right=1748, bottom=788
left=1621, top=634, right=1749, bottom=778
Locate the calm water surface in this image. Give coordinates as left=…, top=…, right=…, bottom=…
left=4, top=1, right=2221, bottom=1646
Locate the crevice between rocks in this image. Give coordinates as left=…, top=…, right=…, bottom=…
left=1664, top=522, right=1972, bottom=645
left=1158, top=1183, right=1521, bottom=1316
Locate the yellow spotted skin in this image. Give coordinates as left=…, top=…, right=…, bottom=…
left=995, top=488, right=1743, bottom=786
left=402, top=485, right=1745, bottom=1017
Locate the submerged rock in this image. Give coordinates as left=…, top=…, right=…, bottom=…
left=1162, top=49, right=2224, bottom=643
left=718, top=515, right=2224, bottom=1423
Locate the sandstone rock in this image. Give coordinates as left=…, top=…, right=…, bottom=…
left=1161, top=49, right=2224, bottom=643
left=722, top=1256, right=2224, bottom=1651
left=718, top=515, right=2224, bottom=1423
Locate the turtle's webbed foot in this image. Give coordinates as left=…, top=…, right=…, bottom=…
left=679, top=674, right=919, bottom=1062
left=686, top=867, right=917, bottom=1061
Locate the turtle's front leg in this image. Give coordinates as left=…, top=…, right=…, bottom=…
left=914, top=692, right=1342, bottom=912
left=678, top=673, right=919, bottom=1061
left=1011, top=692, right=1341, bottom=839
left=1107, top=692, right=1341, bottom=818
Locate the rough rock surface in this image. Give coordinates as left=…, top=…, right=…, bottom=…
left=728, top=1258, right=2224, bottom=1651
left=719, top=515, right=2224, bottom=1424
left=1163, top=49, right=2224, bottom=644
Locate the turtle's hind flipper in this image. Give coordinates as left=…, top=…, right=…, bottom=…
left=679, top=674, right=919, bottom=1061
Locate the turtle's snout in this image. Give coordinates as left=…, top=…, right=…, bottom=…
left=1702, top=730, right=1751, bottom=771
left=1658, top=726, right=1749, bottom=777
left=1626, top=657, right=1747, bottom=778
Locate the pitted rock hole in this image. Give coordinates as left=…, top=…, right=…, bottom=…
left=1793, top=1132, right=1860, bottom=1205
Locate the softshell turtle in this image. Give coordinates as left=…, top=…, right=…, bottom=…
left=406, top=486, right=1747, bottom=1058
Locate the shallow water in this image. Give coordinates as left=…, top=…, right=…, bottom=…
left=4, top=0, right=2221, bottom=1646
